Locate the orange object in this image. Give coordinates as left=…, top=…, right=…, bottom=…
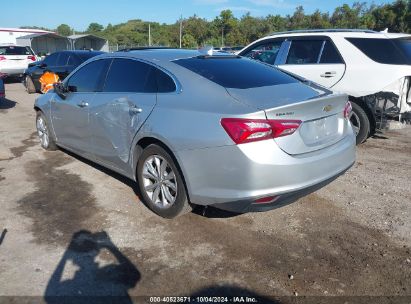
left=39, top=71, right=60, bottom=93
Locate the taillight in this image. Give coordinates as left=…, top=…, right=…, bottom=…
left=221, top=118, right=301, bottom=144
left=344, top=101, right=352, bottom=119
left=0, top=56, right=6, bottom=61
left=27, top=55, right=36, bottom=61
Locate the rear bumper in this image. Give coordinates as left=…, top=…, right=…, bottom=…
left=176, top=131, right=356, bottom=207
left=0, top=67, right=25, bottom=76
left=212, top=165, right=352, bottom=213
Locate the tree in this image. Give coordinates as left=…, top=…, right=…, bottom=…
left=87, top=23, right=104, bottom=33
left=182, top=34, right=197, bottom=48
left=56, top=24, right=71, bottom=36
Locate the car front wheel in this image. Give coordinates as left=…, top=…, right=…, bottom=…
left=36, top=111, right=57, bottom=151
left=137, top=144, right=192, bottom=218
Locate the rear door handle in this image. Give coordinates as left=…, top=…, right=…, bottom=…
left=129, top=106, right=143, bottom=114
left=320, top=71, right=336, bottom=78
left=77, top=101, right=89, bottom=108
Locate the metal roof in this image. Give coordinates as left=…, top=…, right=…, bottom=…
left=16, top=32, right=67, bottom=40
left=68, top=34, right=107, bottom=41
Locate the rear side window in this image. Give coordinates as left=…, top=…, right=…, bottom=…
left=56, top=53, right=69, bottom=66
left=174, top=57, right=297, bottom=89
left=320, top=41, right=344, bottom=64
left=156, top=69, right=176, bottom=93
left=43, top=53, right=59, bottom=66
left=67, top=55, right=79, bottom=66
left=392, top=38, right=411, bottom=64
left=346, top=38, right=407, bottom=64
left=286, top=40, right=323, bottom=64
left=242, top=40, right=284, bottom=65
left=67, top=59, right=108, bottom=92
left=0, top=46, right=33, bottom=55
left=103, top=58, right=157, bottom=93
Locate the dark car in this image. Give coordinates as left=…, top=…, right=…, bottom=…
left=24, top=50, right=104, bottom=93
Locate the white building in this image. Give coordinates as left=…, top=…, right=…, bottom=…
left=0, top=28, right=52, bottom=45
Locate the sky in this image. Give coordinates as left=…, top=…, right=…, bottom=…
left=2, top=0, right=391, bottom=31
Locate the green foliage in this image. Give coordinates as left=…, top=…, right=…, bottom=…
left=36, top=1, right=410, bottom=48
left=182, top=34, right=197, bottom=48
left=56, top=24, right=72, bottom=36
left=86, top=23, right=104, bottom=33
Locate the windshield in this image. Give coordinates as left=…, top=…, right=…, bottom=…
left=174, top=56, right=298, bottom=89
left=0, top=46, right=34, bottom=56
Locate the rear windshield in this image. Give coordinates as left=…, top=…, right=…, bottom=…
left=174, top=56, right=298, bottom=89
left=346, top=38, right=409, bottom=65
left=0, top=46, right=33, bottom=56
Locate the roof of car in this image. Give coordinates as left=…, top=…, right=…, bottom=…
left=264, top=29, right=411, bottom=39
left=100, top=48, right=218, bottom=62
left=56, top=50, right=105, bottom=56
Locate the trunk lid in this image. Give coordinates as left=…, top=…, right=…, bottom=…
left=227, top=83, right=350, bottom=155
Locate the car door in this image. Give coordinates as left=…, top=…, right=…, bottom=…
left=50, top=59, right=109, bottom=157
left=90, top=58, right=158, bottom=171
left=277, top=37, right=346, bottom=88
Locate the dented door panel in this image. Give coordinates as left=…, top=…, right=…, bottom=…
left=89, top=92, right=156, bottom=171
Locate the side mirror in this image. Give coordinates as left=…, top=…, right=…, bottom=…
left=54, top=83, right=68, bottom=99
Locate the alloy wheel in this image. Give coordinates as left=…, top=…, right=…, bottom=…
left=36, top=116, right=49, bottom=148
left=142, top=155, right=178, bottom=208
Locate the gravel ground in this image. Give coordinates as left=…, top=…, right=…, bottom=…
left=0, top=83, right=410, bottom=303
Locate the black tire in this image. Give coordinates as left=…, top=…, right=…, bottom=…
left=137, top=144, right=192, bottom=218
left=36, top=111, right=57, bottom=151
left=25, top=75, right=36, bottom=94
left=350, top=101, right=370, bottom=145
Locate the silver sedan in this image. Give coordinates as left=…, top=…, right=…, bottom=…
left=34, top=49, right=355, bottom=218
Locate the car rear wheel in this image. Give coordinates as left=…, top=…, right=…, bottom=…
left=137, top=144, right=192, bottom=218
left=36, top=111, right=57, bottom=151
left=25, top=76, right=36, bottom=94
left=349, top=102, right=370, bottom=145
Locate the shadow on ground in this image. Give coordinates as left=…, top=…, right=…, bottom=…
left=0, top=98, right=17, bottom=110
left=44, top=230, right=140, bottom=304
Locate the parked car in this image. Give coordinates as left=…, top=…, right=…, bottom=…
left=0, top=45, right=37, bottom=78
left=238, top=29, right=411, bottom=144
left=0, top=74, right=5, bottom=99
left=34, top=49, right=355, bottom=218
left=24, top=50, right=104, bottom=94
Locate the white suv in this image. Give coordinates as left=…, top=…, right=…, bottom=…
left=0, top=45, right=37, bottom=78
left=238, top=29, right=411, bottom=144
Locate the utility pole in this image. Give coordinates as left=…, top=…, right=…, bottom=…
left=148, top=23, right=151, bottom=46
left=179, top=14, right=183, bottom=48
left=221, top=27, right=224, bottom=48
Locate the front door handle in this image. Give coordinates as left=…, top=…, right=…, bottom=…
left=320, top=71, right=336, bottom=78
left=77, top=101, right=89, bottom=108
left=129, top=106, right=143, bottom=114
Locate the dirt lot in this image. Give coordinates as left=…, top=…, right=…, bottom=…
left=0, top=83, right=410, bottom=302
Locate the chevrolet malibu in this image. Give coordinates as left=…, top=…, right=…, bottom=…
left=34, top=49, right=355, bottom=218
